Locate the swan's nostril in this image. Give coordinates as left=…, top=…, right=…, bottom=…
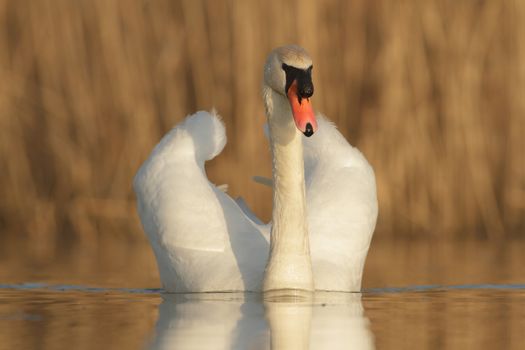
left=303, top=123, right=314, bottom=137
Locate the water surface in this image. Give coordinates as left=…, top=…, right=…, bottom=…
left=1, top=284, right=524, bottom=349
left=1, top=239, right=524, bottom=349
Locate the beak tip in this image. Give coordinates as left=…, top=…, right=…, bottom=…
left=303, top=122, right=315, bottom=137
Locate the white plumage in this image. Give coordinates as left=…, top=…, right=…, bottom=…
left=133, top=45, right=377, bottom=292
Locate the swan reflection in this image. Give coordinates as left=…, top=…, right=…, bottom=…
left=148, top=292, right=374, bottom=350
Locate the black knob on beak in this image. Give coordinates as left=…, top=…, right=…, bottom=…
left=299, top=83, right=314, bottom=98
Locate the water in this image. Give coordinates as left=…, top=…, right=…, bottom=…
left=1, top=284, right=524, bottom=349
left=1, top=239, right=524, bottom=349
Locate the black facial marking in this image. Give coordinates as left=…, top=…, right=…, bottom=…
left=282, top=63, right=314, bottom=100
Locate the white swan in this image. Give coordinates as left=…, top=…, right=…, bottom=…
left=133, top=45, right=377, bottom=292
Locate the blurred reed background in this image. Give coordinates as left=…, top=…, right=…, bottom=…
left=0, top=0, right=524, bottom=255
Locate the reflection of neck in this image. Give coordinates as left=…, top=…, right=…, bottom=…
left=262, top=87, right=314, bottom=292
left=265, top=300, right=312, bottom=350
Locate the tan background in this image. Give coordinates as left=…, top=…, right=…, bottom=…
left=0, top=0, right=524, bottom=250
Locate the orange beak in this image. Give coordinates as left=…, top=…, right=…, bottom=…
left=287, top=80, right=317, bottom=137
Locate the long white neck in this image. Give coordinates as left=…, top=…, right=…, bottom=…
left=262, top=87, right=314, bottom=292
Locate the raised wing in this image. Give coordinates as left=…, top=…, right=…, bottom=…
left=134, top=111, right=230, bottom=251
left=133, top=111, right=268, bottom=292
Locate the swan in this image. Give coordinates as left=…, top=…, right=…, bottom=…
left=133, top=45, right=377, bottom=293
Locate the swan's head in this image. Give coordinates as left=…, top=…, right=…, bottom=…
left=263, top=45, right=317, bottom=137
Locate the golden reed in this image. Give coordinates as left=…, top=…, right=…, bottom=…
left=0, top=0, right=523, bottom=244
